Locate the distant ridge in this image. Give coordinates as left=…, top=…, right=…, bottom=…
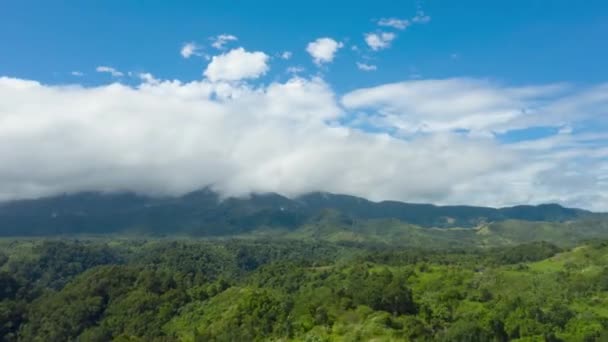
left=0, top=189, right=592, bottom=236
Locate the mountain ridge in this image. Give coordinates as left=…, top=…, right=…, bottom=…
left=0, top=189, right=595, bottom=237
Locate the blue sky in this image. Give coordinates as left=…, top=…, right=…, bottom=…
left=2, top=0, right=607, bottom=88
left=0, top=1, right=607, bottom=210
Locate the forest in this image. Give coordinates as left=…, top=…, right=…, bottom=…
left=2, top=237, right=608, bottom=341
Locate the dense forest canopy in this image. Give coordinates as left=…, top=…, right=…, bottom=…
left=2, top=238, right=608, bottom=341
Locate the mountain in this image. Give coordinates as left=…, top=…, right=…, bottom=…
left=295, top=193, right=589, bottom=226
left=238, top=206, right=608, bottom=248
left=0, top=189, right=594, bottom=237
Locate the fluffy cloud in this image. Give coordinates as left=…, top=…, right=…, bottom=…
left=449, top=131, right=608, bottom=211
left=71, top=71, right=84, bottom=77
left=356, top=62, right=377, bottom=71
left=340, top=78, right=608, bottom=210
left=138, top=73, right=160, bottom=85
left=280, top=51, right=292, bottom=60
left=306, top=38, right=343, bottom=65
left=180, top=42, right=202, bottom=58
left=366, top=11, right=429, bottom=53
left=364, top=32, right=396, bottom=51
left=96, top=66, right=123, bottom=77
left=0, top=76, right=506, bottom=204
left=211, top=34, right=238, bottom=50
left=203, top=47, right=269, bottom=82
left=342, top=78, right=568, bottom=134
left=0, top=76, right=606, bottom=210
left=378, top=18, right=410, bottom=30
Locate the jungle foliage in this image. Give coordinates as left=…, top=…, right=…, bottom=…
left=2, top=238, right=608, bottom=341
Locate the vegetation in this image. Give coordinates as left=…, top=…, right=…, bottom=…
left=1, top=191, right=607, bottom=340
left=0, top=190, right=597, bottom=236
left=2, top=238, right=608, bottom=341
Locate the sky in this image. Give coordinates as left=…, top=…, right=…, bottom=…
left=0, top=0, right=607, bottom=210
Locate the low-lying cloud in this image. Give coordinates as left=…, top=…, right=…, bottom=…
left=0, top=75, right=606, bottom=211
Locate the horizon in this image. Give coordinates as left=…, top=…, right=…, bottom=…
left=1, top=1, right=607, bottom=211
left=0, top=188, right=599, bottom=213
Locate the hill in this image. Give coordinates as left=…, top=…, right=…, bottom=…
left=242, top=210, right=608, bottom=248
left=3, top=238, right=608, bottom=341
left=0, top=190, right=594, bottom=237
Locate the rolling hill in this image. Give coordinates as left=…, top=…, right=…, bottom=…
left=0, top=190, right=602, bottom=245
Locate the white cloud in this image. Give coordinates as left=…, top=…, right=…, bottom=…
left=0, top=76, right=508, bottom=206
left=71, top=71, right=84, bottom=77
left=450, top=131, right=608, bottom=211
left=0, top=76, right=606, bottom=210
left=203, top=47, right=270, bottom=82
left=356, top=62, right=377, bottom=71
left=364, top=32, right=396, bottom=51
left=412, top=10, right=431, bottom=24
left=138, top=73, right=160, bottom=85
left=96, top=66, right=124, bottom=77
left=181, top=42, right=202, bottom=58
left=211, top=34, right=238, bottom=50
left=342, top=78, right=570, bottom=134
left=287, top=66, right=305, bottom=74
left=378, top=18, right=410, bottom=30
left=306, top=38, right=344, bottom=66
left=280, top=51, right=292, bottom=60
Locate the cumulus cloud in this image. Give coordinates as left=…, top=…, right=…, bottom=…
left=280, top=51, right=292, bottom=60
left=356, top=62, right=377, bottom=71
left=378, top=18, right=410, bottom=30
left=96, top=66, right=123, bottom=77
left=342, top=80, right=608, bottom=210
left=211, top=34, right=238, bottom=50
left=364, top=32, right=396, bottom=51
left=71, top=71, right=84, bottom=77
left=203, top=47, right=270, bottom=82
left=367, top=11, right=430, bottom=53
left=138, top=72, right=160, bottom=85
left=306, top=38, right=343, bottom=65
left=180, top=42, right=202, bottom=58
left=0, top=76, right=509, bottom=206
left=450, top=131, right=608, bottom=211
left=0, top=76, right=606, bottom=210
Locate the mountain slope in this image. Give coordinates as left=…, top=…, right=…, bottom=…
left=0, top=189, right=595, bottom=237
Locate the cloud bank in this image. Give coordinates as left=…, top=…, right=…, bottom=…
left=0, top=73, right=606, bottom=210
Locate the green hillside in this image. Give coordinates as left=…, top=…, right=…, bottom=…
left=240, top=212, right=608, bottom=249
left=2, top=238, right=608, bottom=341
left=0, top=191, right=596, bottom=236
left=2, top=193, right=608, bottom=341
